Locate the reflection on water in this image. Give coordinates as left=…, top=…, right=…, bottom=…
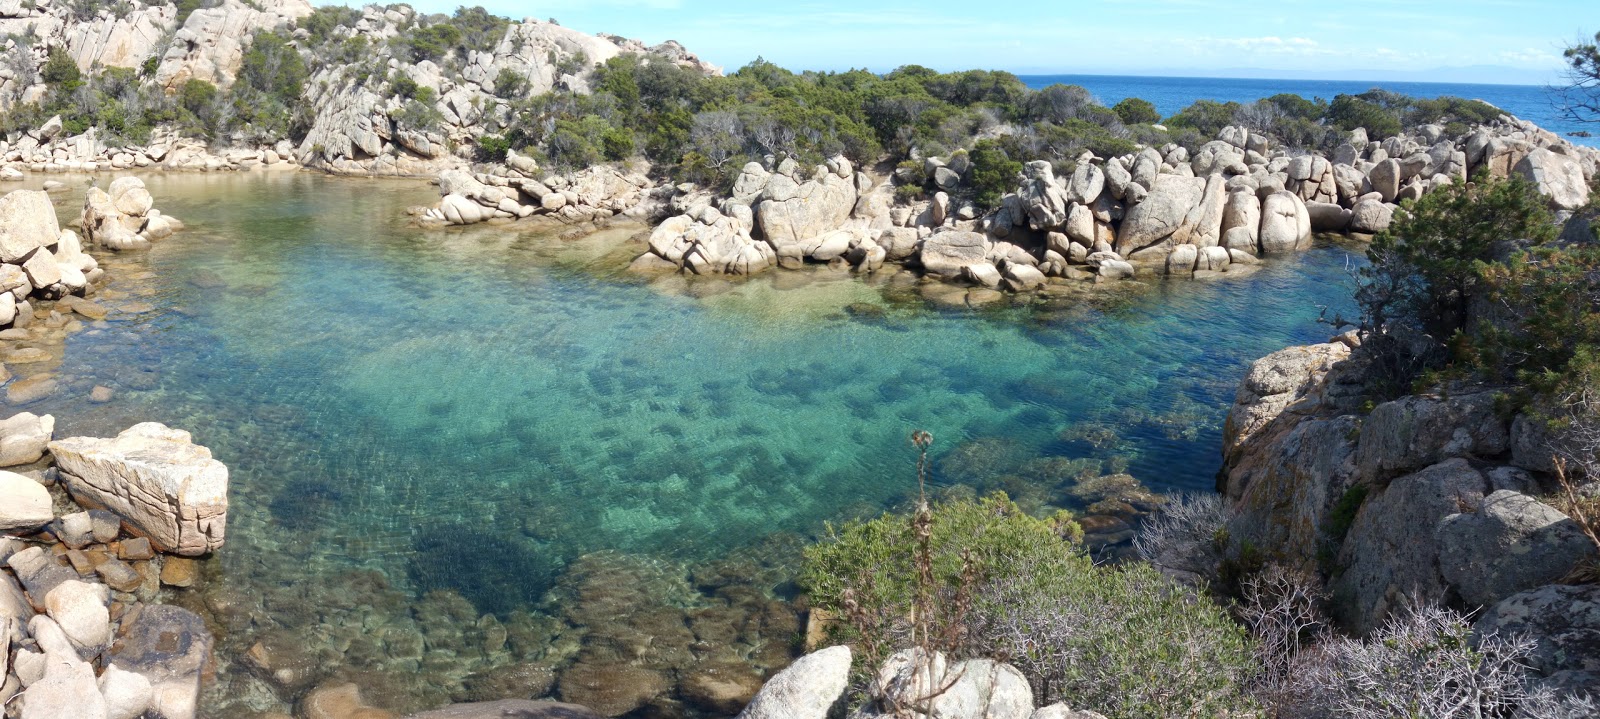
left=21, top=171, right=1361, bottom=715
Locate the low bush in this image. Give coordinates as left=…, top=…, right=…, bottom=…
left=1112, top=97, right=1160, bottom=125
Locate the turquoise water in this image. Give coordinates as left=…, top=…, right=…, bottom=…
left=29, top=172, right=1361, bottom=713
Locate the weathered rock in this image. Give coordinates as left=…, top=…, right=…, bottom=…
left=98, top=664, right=154, bottom=719
left=1030, top=706, right=1108, bottom=719
left=1020, top=161, right=1069, bottom=229
left=1349, top=198, right=1395, bottom=234
left=736, top=645, right=851, bottom=719
left=1258, top=191, right=1311, bottom=255
left=0, top=190, right=60, bottom=263
left=302, top=682, right=397, bottom=719
left=1369, top=159, right=1402, bottom=203
left=919, top=231, right=989, bottom=278
left=1002, top=263, right=1047, bottom=292
left=1515, top=147, right=1591, bottom=211
left=1305, top=201, right=1352, bottom=232
left=0, top=469, right=51, bottom=532
left=44, top=580, right=110, bottom=656
left=755, top=173, right=858, bottom=257
left=866, top=650, right=1033, bottom=719
left=20, top=649, right=107, bottom=719
left=1116, top=175, right=1205, bottom=258
left=1356, top=392, right=1509, bottom=483
left=1332, top=459, right=1488, bottom=635
left=1474, top=584, right=1600, bottom=694
left=50, top=423, right=229, bottom=556
left=0, top=412, right=53, bottom=466
left=1437, top=490, right=1598, bottom=608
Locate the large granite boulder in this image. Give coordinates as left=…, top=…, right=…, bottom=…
left=1331, top=459, right=1489, bottom=635
left=861, top=650, right=1033, bottom=719
left=1020, top=161, right=1069, bottom=229
left=735, top=645, right=850, bottom=719
left=754, top=165, right=858, bottom=259
left=1116, top=174, right=1205, bottom=259
left=49, top=423, right=229, bottom=556
left=1355, top=392, right=1509, bottom=484
left=918, top=231, right=990, bottom=278
left=154, top=0, right=313, bottom=90
left=1258, top=191, right=1312, bottom=255
left=1515, top=147, right=1592, bottom=211
left=1437, top=490, right=1598, bottom=609
left=0, top=189, right=60, bottom=263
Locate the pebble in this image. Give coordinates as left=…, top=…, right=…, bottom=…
left=118, top=537, right=154, bottom=561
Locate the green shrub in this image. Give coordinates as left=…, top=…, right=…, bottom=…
left=492, top=68, right=529, bottom=99
left=1166, top=99, right=1244, bottom=138
left=967, top=139, right=1021, bottom=210
left=40, top=47, right=82, bottom=95
left=802, top=492, right=1257, bottom=718
left=475, top=134, right=511, bottom=163
left=1112, top=97, right=1160, bottom=125
left=1327, top=94, right=1402, bottom=139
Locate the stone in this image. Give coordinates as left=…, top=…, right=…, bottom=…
left=919, top=231, right=989, bottom=278
left=0, top=469, right=51, bottom=532
left=1515, top=147, right=1591, bottom=211
left=8, top=546, right=76, bottom=602
left=50, top=423, right=229, bottom=556
left=20, top=650, right=107, bottom=719
left=1067, top=163, right=1105, bottom=205
left=1020, top=161, right=1068, bottom=229
left=682, top=663, right=764, bottom=714
left=21, top=250, right=62, bottom=290
left=7, top=374, right=56, bottom=404
left=53, top=511, right=96, bottom=549
left=1349, top=198, right=1395, bottom=234
left=99, top=664, right=153, bottom=719
left=1474, top=584, right=1600, bottom=693
left=303, top=682, right=397, bottom=719
left=868, top=650, right=1032, bottom=719
left=1219, top=190, right=1261, bottom=252
left=1116, top=175, right=1205, bottom=258
left=96, top=559, right=142, bottom=593
left=1437, top=490, right=1598, bottom=608
left=401, top=702, right=604, bottom=719
left=963, top=262, right=1001, bottom=289
left=107, top=177, right=154, bottom=217
left=1332, top=459, right=1489, bottom=635
left=119, top=538, right=154, bottom=561
left=89, top=510, right=120, bottom=543
left=1305, top=201, right=1352, bottom=232
left=1166, top=243, right=1198, bottom=275
left=161, top=557, right=198, bottom=587
left=1357, top=392, right=1509, bottom=483
left=44, top=580, right=110, bottom=655
left=1369, top=159, right=1402, bottom=203
left=0, top=190, right=60, bottom=264
left=736, top=645, right=850, bottom=719
left=110, top=604, right=213, bottom=719
left=1258, top=192, right=1311, bottom=255
left=1001, top=263, right=1047, bottom=292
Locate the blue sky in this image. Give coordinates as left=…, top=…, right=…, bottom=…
left=351, top=0, right=1596, bottom=84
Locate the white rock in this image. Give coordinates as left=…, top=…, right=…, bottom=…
left=736, top=645, right=851, bottom=719
left=49, top=423, right=229, bottom=556
left=0, top=190, right=61, bottom=263
left=99, top=664, right=153, bottom=719
left=0, top=470, right=51, bottom=531
left=0, top=412, right=53, bottom=466
left=44, top=580, right=110, bottom=655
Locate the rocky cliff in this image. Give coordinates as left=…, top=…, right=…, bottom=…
left=0, top=1, right=717, bottom=176
left=1214, top=334, right=1600, bottom=694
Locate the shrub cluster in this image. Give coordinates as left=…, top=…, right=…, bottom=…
left=801, top=492, right=1259, bottom=716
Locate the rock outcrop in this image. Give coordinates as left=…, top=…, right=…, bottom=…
left=420, top=164, right=663, bottom=229
left=80, top=177, right=184, bottom=251
left=0, top=188, right=102, bottom=314
left=50, top=423, right=230, bottom=556
left=1217, top=335, right=1600, bottom=696
left=626, top=117, right=1598, bottom=290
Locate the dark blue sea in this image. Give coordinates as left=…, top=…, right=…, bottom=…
left=1018, top=74, right=1598, bottom=147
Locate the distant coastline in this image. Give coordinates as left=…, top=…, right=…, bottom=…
left=1016, top=74, right=1599, bottom=147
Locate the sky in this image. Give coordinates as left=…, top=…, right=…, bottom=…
left=351, top=0, right=1597, bottom=85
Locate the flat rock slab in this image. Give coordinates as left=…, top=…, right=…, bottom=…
left=50, top=422, right=228, bottom=556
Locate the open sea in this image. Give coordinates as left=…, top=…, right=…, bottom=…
left=1018, top=74, right=1599, bottom=147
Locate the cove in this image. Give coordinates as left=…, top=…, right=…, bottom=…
left=36, top=171, right=1359, bottom=711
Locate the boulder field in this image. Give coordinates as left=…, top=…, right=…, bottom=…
left=0, top=418, right=229, bottom=719
left=606, top=117, right=1597, bottom=290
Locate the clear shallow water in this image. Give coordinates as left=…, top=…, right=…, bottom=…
left=29, top=172, right=1361, bottom=713
left=1019, top=74, right=1600, bottom=147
